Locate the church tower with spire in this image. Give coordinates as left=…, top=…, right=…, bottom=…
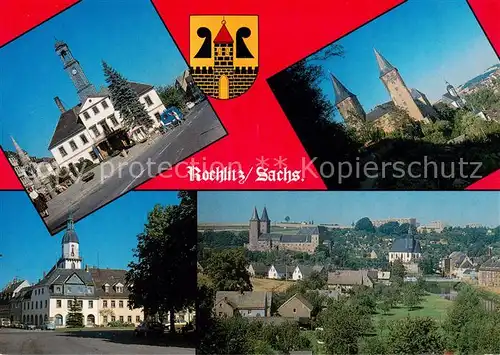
left=374, top=48, right=425, bottom=122
left=249, top=207, right=260, bottom=248
left=55, top=40, right=97, bottom=103
left=260, top=207, right=271, bottom=234
left=330, top=73, right=366, bottom=129
left=57, top=214, right=82, bottom=270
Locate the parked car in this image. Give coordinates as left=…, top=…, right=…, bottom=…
left=133, top=321, right=165, bottom=337
left=24, top=323, right=36, bottom=330
left=81, top=171, right=95, bottom=182
left=186, top=102, right=195, bottom=110
left=40, top=322, right=56, bottom=330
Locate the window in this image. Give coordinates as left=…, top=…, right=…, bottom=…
left=58, top=146, right=68, bottom=157
left=144, top=95, right=153, bottom=106
left=35, top=301, right=38, bottom=309
left=103, top=300, right=108, bottom=308
left=102, top=100, right=109, bottom=109
left=108, top=114, right=119, bottom=126
left=154, top=112, right=161, bottom=122
left=80, top=134, right=89, bottom=145
left=88, top=300, right=93, bottom=309
left=83, top=111, right=90, bottom=120
left=103, top=316, right=108, bottom=323
left=104, top=285, right=110, bottom=293
left=55, top=286, right=62, bottom=294
left=89, top=150, right=98, bottom=160
left=92, top=106, right=100, bottom=114
left=111, top=316, right=116, bottom=322
left=136, top=316, right=140, bottom=322
left=45, top=300, right=48, bottom=308
left=119, top=316, right=124, bottom=322
left=293, top=308, right=296, bottom=313
left=119, top=301, right=123, bottom=308
left=69, top=140, right=78, bottom=151
left=68, top=300, right=72, bottom=308
left=42, top=288, right=44, bottom=294
left=127, top=316, right=132, bottom=323
left=56, top=300, right=61, bottom=308
left=116, top=286, right=123, bottom=293
left=31, top=301, right=33, bottom=309
left=90, top=125, right=100, bottom=137
left=111, top=300, right=116, bottom=308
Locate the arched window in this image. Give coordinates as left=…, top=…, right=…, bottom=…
left=55, top=314, right=63, bottom=326
left=23, top=315, right=26, bottom=323
left=30, top=315, right=34, bottom=324
left=71, top=262, right=76, bottom=269
left=87, top=314, right=95, bottom=326
left=39, top=315, right=43, bottom=325
left=44, top=315, right=48, bottom=322
left=71, top=245, right=75, bottom=256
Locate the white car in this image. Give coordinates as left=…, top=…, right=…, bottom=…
left=186, top=102, right=195, bottom=109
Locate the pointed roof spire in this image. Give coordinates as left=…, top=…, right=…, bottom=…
left=250, top=207, right=260, bottom=221
left=261, top=207, right=270, bottom=222
left=214, top=18, right=234, bottom=44
left=62, top=212, right=79, bottom=244
left=329, top=72, right=354, bottom=105
left=374, top=48, right=395, bottom=77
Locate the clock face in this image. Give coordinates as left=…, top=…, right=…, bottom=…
left=72, top=69, right=78, bottom=75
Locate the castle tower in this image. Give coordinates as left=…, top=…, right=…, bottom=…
left=55, top=40, right=97, bottom=103
left=445, top=81, right=466, bottom=108
left=249, top=207, right=260, bottom=247
left=58, top=214, right=82, bottom=270
left=11, top=136, right=32, bottom=167
left=330, top=73, right=366, bottom=129
left=260, top=207, right=270, bottom=234
left=213, top=20, right=234, bottom=99
left=374, top=48, right=425, bottom=122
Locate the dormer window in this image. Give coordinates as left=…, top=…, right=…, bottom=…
left=114, top=283, right=124, bottom=293
left=103, top=283, right=110, bottom=293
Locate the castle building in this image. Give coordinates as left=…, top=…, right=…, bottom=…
left=440, top=81, right=467, bottom=109
left=190, top=20, right=258, bottom=99
left=246, top=207, right=322, bottom=254
left=332, top=48, right=437, bottom=133
left=48, top=40, right=165, bottom=170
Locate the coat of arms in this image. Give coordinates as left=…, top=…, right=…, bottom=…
left=190, top=15, right=258, bottom=100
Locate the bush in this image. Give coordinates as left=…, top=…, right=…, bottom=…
left=107, top=321, right=135, bottom=328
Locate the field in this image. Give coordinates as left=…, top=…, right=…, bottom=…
left=374, top=293, right=452, bottom=324
left=251, top=277, right=295, bottom=292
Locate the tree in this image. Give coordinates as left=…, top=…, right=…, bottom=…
left=318, top=298, right=372, bottom=354
left=66, top=297, right=84, bottom=328
left=387, top=317, right=445, bottom=354
left=267, top=44, right=362, bottom=189
left=284, top=216, right=290, bottom=223
left=390, top=260, right=406, bottom=282
left=156, top=85, right=187, bottom=110
left=126, top=191, right=197, bottom=334
left=401, top=283, right=422, bottom=310
left=378, top=221, right=400, bottom=235
left=204, top=248, right=252, bottom=292
left=102, top=61, right=153, bottom=130
left=355, top=217, right=375, bottom=233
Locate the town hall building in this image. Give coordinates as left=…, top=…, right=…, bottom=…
left=48, top=40, right=166, bottom=170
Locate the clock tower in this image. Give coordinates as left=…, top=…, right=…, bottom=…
left=55, top=40, right=97, bottom=103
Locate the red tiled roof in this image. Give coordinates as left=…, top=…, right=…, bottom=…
left=214, top=23, right=233, bottom=44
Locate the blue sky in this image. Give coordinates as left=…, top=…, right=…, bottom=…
left=0, top=191, right=180, bottom=289
left=0, top=0, right=187, bottom=157
left=316, top=0, right=499, bottom=122
left=198, top=191, right=500, bottom=227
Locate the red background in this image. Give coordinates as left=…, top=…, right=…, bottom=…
left=1, top=0, right=499, bottom=191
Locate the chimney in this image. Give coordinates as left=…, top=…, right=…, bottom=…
left=54, top=96, right=66, bottom=113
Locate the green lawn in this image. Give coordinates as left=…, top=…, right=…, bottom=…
left=373, top=293, right=452, bottom=324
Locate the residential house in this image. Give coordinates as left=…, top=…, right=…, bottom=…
left=442, top=252, right=475, bottom=279
left=89, top=268, right=144, bottom=326
left=327, top=270, right=375, bottom=292
left=214, top=291, right=272, bottom=318
left=478, top=256, right=500, bottom=287
left=277, top=293, right=313, bottom=320
left=268, top=264, right=293, bottom=280
left=246, top=262, right=269, bottom=278
left=377, top=271, right=391, bottom=285
left=291, top=265, right=324, bottom=281
left=0, top=279, right=30, bottom=323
